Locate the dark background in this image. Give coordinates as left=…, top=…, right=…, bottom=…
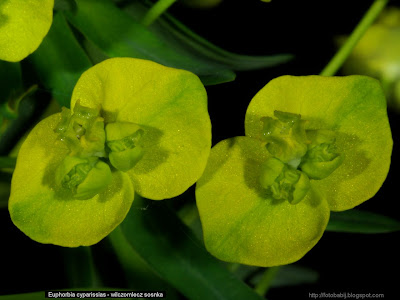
left=173, top=1, right=400, bottom=298
left=1, top=0, right=400, bottom=299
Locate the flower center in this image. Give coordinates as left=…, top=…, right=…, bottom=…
left=105, top=122, right=144, bottom=172
left=259, top=110, right=343, bottom=204
left=54, top=100, right=106, bottom=157
left=55, top=156, right=112, bottom=200
left=54, top=102, right=145, bottom=198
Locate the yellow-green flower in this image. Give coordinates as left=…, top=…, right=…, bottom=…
left=342, top=7, right=400, bottom=110
left=196, top=75, right=392, bottom=267
left=0, top=0, right=54, bottom=62
left=9, top=58, right=211, bottom=247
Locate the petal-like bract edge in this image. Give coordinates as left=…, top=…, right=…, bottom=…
left=9, top=114, right=134, bottom=247
left=245, top=75, right=392, bottom=211
left=0, top=0, right=54, bottom=62
left=71, top=58, right=211, bottom=200
left=195, top=137, right=330, bottom=267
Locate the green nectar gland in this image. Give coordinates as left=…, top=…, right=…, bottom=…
left=55, top=156, right=112, bottom=200
left=299, top=130, right=344, bottom=180
left=261, top=111, right=308, bottom=163
left=54, top=101, right=106, bottom=157
left=105, top=122, right=144, bottom=172
left=259, top=111, right=343, bottom=204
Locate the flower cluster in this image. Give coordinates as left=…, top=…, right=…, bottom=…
left=8, top=58, right=211, bottom=247
left=195, top=75, right=392, bottom=267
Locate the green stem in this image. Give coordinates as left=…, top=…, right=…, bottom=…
left=320, top=0, right=389, bottom=76
left=254, top=266, right=280, bottom=296
left=141, top=0, right=177, bottom=26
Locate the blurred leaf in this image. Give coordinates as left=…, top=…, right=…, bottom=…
left=119, top=195, right=263, bottom=300
left=29, top=12, right=92, bottom=107
left=108, top=227, right=180, bottom=298
left=0, top=180, right=11, bottom=209
left=271, top=265, right=318, bottom=287
left=127, top=0, right=293, bottom=71
left=249, top=265, right=318, bottom=289
left=0, top=157, right=16, bottom=169
left=54, top=0, right=77, bottom=12
left=1, top=85, right=38, bottom=120
left=326, top=209, right=400, bottom=233
left=0, top=61, right=21, bottom=105
left=0, top=94, right=38, bottom=155
left=62, top=247, right=100, bottom=288
left=65, top=0, right=235, bottom=85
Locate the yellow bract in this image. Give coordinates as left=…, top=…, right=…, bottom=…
left=342, top=7, right=400, bottom=110
left=9, top=114, right=134, bottom=247
left=71, top=58, right=211, bottom=200
left=0, top=0, right=54, bottom=62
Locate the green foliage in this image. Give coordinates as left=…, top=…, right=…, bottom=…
left=29, top=13, right=93, bottom=107
left=119, top=195, right=263, bottom=300
left=327, top=209, right=400, bottom=233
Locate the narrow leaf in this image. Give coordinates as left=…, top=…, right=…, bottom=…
left=0, top=61, right=21, bottom=105
left=0, top=157, right=16, bottom=169
left=62, top=247, right=99, bottom=288
left=119, top=195, right=263, bottom=300
left=107, top=227, right=180, bottom=298
left=249, top=265, right=318, bottom=288
left=326, top=209, right=400, bottom=234
left=65, top=0, right=236, bottom=85
left=29, top=12, right=92, bottom=107
left=126, top=0, right=293, bottom=71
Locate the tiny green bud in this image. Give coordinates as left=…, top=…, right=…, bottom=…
left=260, top=157, right=310, bottom=205
left=105, top=122, right=144, bottom=171
left=261, top=111, right=308, bottom=163
left=306, top=129, right=336, bottom=147
left=55, top=102, right=106, bottom=157
left=259, top=157, right=285, bottom=188
left=300, top=143, right=344, bottom=180
left=80, top=117, right=106, bottom=157
left=274, top=110, right=301, bottom=127
left=290, top=172, right=310, bottom=205
left=55, top=156, right=112, bottom=200
left=75, top=159, right=112, bottom=200
left=73, top=100, right=100, bottom=120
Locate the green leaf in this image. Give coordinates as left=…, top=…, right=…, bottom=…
left=0, top=61, right=21, bottom=105
left=0, top=0, right=54, bottom=62
left=0, top=156, right=16, bottom=169
left=9, top=114, right=135, bottom=247
left=29, top=12, right=92, bottom=107
left=195, top=137, right=330, bottom=267
left=126, top=1, right=293, bottom=71
left=119, top=195, right=263, bottom=300
left=245, top=75, right=392, bottom=211
left=64, top=0, right=260, bottom=85
left=62, top=247, right=99, bottom=288
left=107, top=227, right=180, bottom=298
left=70, top=57, right=211, bottom=200
left=54, top=0, right=77, bottom=12
left=326, top=209, right=400, bottom=233
left=250, top=265, right=319, bottom=288
left=0, top=180, right=11, bottom=209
